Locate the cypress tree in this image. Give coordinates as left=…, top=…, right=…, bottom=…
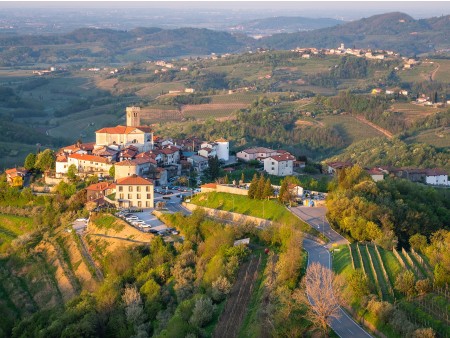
left=263, top=178, right=274, bottom=199
left=256, top=174, right=265, bottom=200
left=278, top=179, right=289, bottom=203
left=248, top=173, right=258, bottom=199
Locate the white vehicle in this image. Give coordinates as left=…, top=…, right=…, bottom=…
left=126, top=216, right=139, bottom=222
left=139, top=224, right=152, bottom=228
left=131, top=220, right=144, bottom=226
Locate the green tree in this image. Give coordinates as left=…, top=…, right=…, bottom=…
left=189, top=296, right=215, bottom=328
left=67, top=164, right=78, bottom=181
left=348, top=269, right=370, bottom=298
left=35, top=149, right=55, bottom=172
left=278, top=179, right=288, bottom=203
left=224, top=175, right=229, bottom=184
left=109, top=165, right=115, bottom=178
left=240, top=172, right=245, bottom=184
left=24, top=153, right=36, bottom=170
left=409, top=234, right=427, bottom=253
left=248, top=174, right=258, bottom=199
left=205, top=155, right=220, bottom=181
left=255, top=174, right=265, bottom=200
left=395, top=270, right=416, bottom=298
left=263, top=178, right=274, bottom=199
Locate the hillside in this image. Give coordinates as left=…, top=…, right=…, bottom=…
left=0, top=27, right=250, bottom=65
left=261, top=12, right=450, bottom=56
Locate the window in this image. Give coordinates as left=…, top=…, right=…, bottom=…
left=137, top=194, right=141, bottom=199
left=119, top=193, right=124, bottom=199
left=136, top=186, right=141, bottom=192
left=129, top=186, right=133, bottom=192
left=128, top=194, right=132, bottom=199
left=146, top=201, right=151, bottom=207
left=138, top=201, right=142, bottom=207
left=147, top=194, right=151, bottom=199
left=272, top=162, right=275, bottom=165
left=146, top=186, right=150, bottom=192
left=118, top=186, right=123, bottom=192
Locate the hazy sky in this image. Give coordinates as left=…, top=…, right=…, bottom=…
left=2, top=1, right=450, bottom=19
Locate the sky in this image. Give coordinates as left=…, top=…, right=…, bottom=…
left=2, top=1, right=450, bottom=19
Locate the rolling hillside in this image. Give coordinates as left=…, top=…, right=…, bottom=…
left=261, top=12, right=450, bottom=56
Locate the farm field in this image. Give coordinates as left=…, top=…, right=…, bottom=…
left=398, top=62, right=438, bottom=83
left=406, top=127, right=450, bottom=148
left=214, top=254, right=262, bottom=338
left=317, top=114, right=385, bottom=144
left=429, top=59, right=450, bottom=83
left=390, top=102, right=443, bottom=124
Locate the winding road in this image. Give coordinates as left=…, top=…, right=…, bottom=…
left=291, top=206, right=372, bottom=338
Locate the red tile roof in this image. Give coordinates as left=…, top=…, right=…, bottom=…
left=116, top=175, right=153, bottom=186
left=5, top=167, right=28, bottom=177
left=115, top=158, right=151, bottom=166
left=96, top=125, right=152, bottom=134
left=160, top=147, right=179, bottom=155
left=56, top=155, right=68, bottom=162
left=86, top=182, right=113, bottom=191
left=270, top=154, right=296, bottom=162
left=367, top=168, right=384, bottom=175
left=425, top=168, right=447, bottom=176
left=69, top=153, right=110, bottom=164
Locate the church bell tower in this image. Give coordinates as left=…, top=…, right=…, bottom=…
left=126, top=106, right=141, bottom=127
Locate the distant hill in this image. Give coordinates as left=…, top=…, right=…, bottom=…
left=231, top=16, right=343, bottom=34
left=0, top=27, right=250, bottom=65
left=260, top=12, right=450, bottom=56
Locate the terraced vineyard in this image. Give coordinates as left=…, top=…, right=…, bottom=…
left=0, top=213, right=99, bottom=334
left=340, top=243, right=450, bottom=337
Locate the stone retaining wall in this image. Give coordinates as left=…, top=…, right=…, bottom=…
left=183, top=202, right=271, bottom=227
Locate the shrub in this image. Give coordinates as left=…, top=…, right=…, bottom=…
left=412, top=327, right=436, bottom=338
left=415, top=279, right=432, bottom=295
left=366, top=299, right=394, bottom=324
left=389, top=309, right=416, bottom=337
left=189, top=296, right=215, bottom=328
left=211, top=276, right=232, bottom=302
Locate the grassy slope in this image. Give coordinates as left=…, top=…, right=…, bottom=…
left=190, top=192, right=317, bottom=235
left=0, top=214, right=34, bottom=252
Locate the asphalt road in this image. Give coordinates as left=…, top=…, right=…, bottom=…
left=291, top=206, right=347, bottom=246
left=293, top=207, right=372, bottom=338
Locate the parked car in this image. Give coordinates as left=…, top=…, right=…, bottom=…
left=126, top=216, right=139, bottom=222
left=139, top=224, right=152, bottom=228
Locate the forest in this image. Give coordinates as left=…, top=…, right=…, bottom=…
left=326, top=166, right=450, bottom=251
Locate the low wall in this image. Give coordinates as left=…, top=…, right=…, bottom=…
left=216, top=184, right=248, bottom=196
left=183, top=202, right=270, bottom=227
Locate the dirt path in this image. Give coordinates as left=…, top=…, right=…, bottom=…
left=354, top=115, right=393, bottom=139
left=78, top=234, right=104, bottom=281
left=430, top=62, right=440, bottom=81
left=213, top=254, right=262, bottom=338
left=90, top=233, right=152, bottom=244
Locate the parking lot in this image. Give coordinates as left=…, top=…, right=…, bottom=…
left=113, top=188, right=196, bottom=239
